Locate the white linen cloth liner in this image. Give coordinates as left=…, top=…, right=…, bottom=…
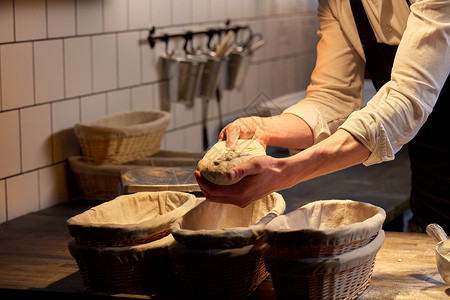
left=171, top=192, right=286, bottom=249
left=264, top=200, right=386, bottom=247
left=264, top=230, right=385, bottom=275
left=74, top=110, right=170, bottom=140
left=67, top=191, right=198, bottom=243
left=68, top=234, right=175, bottom=264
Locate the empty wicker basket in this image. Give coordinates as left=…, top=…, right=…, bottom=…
left=74, top=110, right=170, bottom=165
left=264, top=199, right=386, bottom=258
left=68, top=150, right=201, bottom=201
left=171, top=192, right=286, bottom=249
left=169, top=238, right=268, bottom=299
left=67, top=191, right=197, bottom=247
left=68, top=234, right=177, bottom=294
left=169, top=192, right=286, bottom=298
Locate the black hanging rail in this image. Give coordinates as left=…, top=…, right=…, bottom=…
left=147, top=20, right=250, bottom=49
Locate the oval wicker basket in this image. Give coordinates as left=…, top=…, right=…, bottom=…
left=170, top=192, right=286, bottom=249
left=67, top=191, right=198, bottom=247
left=264, top=229, right=385, bottom=300
left=169, top=238, right=269, bottom=299
left=264, top=199, right=386, bottom=258
left=68, top=234, right=176, bottom=294
left=74, top=110, right=170, bottom=165
left=68, top=150, right=201, bottom=201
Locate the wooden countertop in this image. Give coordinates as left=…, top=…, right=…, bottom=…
left=0, top=200, right=449, bottom=299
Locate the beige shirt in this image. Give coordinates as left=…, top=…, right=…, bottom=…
left=283, top=0, right=450, bottom=165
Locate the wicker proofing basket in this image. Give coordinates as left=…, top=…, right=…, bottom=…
left=264, top=230, right=385, bottom=300
left=169, top=238, right=269, bottom=299
left=68, top=234, right=177, bottom=294
left=170, top=192, right=286, bottom=249
left=264, top=200, right=386, bottom=258
left=74, top=110, right=170, bottom=165
left=68, top=150, right=202, bottom=201
left=67, top=191, right=197, bottom=247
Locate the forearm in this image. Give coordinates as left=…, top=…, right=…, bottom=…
left=263, top=113, right=314, bottom=150
left=278, top=129, right=371, bottom=188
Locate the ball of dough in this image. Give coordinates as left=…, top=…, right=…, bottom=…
left=198, top=140, right=266, bottom=185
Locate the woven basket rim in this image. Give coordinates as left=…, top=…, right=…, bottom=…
left=169, top=237, right=268, bottom=261
left=68, top=234, right=175, bottom=263
left=264, top=199, right=386, bottom=247
left=67, top=191, right=198, bottom=243
left=74, top=110, right=170, bottom=140
left=264, top=229, right=385, bottom=276
left=170, top=192, right=286, bottom=249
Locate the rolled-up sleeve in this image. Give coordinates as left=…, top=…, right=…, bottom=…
left=339, top=0, right=450, bottom=165
left=283, top=0, right=365, bottom=148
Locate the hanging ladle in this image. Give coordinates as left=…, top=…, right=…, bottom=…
left=426, top=223, right=450, bottom=285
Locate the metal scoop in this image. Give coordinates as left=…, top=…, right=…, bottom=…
left=426, top=223, right=450, bottom=285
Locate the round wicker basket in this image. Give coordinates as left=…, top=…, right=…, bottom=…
left=264, top=230, right=385, bottom=300
left=170, top=192, right=286, bottom=249
left=74, top=110, right=170, bottom=165
left=67, top=191, right=198, bottom=247
left=68, top=234, right=177, bottom=294
left=264, top=199, right=386, bottom=258
left=169, top=238, right=269, bottom=299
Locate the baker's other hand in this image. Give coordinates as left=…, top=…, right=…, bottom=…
left=218, top=116, right=269, bottom=151
left=194, top=155, right=286, bottom=207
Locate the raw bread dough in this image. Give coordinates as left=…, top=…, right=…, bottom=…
left=198, top=140, right=266, bottom=185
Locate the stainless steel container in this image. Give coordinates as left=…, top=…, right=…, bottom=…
left=222, top=49, right=252, bottom=91
left=160, top=51, right=206, bottom=106
left=198, top=54, right=226, bottom=99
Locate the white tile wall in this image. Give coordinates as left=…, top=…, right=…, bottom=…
left=6, top=171, right=39, bottom=220
left=14, top=0, right=47, bottom=42
left=39, top=163, right=68, bottom=209
left=0, top=43, right=34, bottom=110
left=192, top=0, right=209, bottom=23
left=227, top=0, right=245, bottom=19
left=141, top=31, right=164, bottom=83
left=47, top=0, right=76, bottom=38
left=0, top=0, right=319, bottom=222
left=104, top=0, right=128, bottom=32
left=107, top=89, right=132, bottom=114
left=76, top=0, right=103, bottom=35
left=129, top=0, right=152, bottom=30
left=52, top=98, right=81, bottom=163
left=172, top=0, right=192, bottom=25
left=131, top=85, right=155, bottom=110
left=209, top=0, right=226, bottom=21
left=0, top=111, right=21, bottom=178
left=151, top=0, right=172, bottom=27
left=80, top=94, right=107, bottom=122
left=92, top=34, right=118, bottom=93
left=184, top=124, right=204, bottom=153
left=64, top=37, right=93, bottom=97
left=34, top=40, right=65, bottom=103
left=0, top=0, right=14, bottom=43
left=20, top=104, right=53, bottom=172
left=0, top=180, right=5, bottom=223
left=117, top=32, right=141, bottom=88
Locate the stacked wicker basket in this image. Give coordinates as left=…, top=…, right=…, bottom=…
left=67, top=191, right=198, bottom=294
left=69, top=110, right=171, bottom=201
left=263, top=199, right=386, bottom=300
left=169, top=193, right=286, bottom=299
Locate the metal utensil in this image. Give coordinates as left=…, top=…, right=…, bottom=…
left=160, top=50, right=206, bottom=107
left=426, top=223, right=450, bottom=285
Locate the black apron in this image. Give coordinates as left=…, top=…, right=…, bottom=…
left=350, top=0, right=450, bottom=232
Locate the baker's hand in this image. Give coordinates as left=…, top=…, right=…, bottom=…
left=194, top=155, right=285, bottom=207
left=218, top=116, right=269, bottom=151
